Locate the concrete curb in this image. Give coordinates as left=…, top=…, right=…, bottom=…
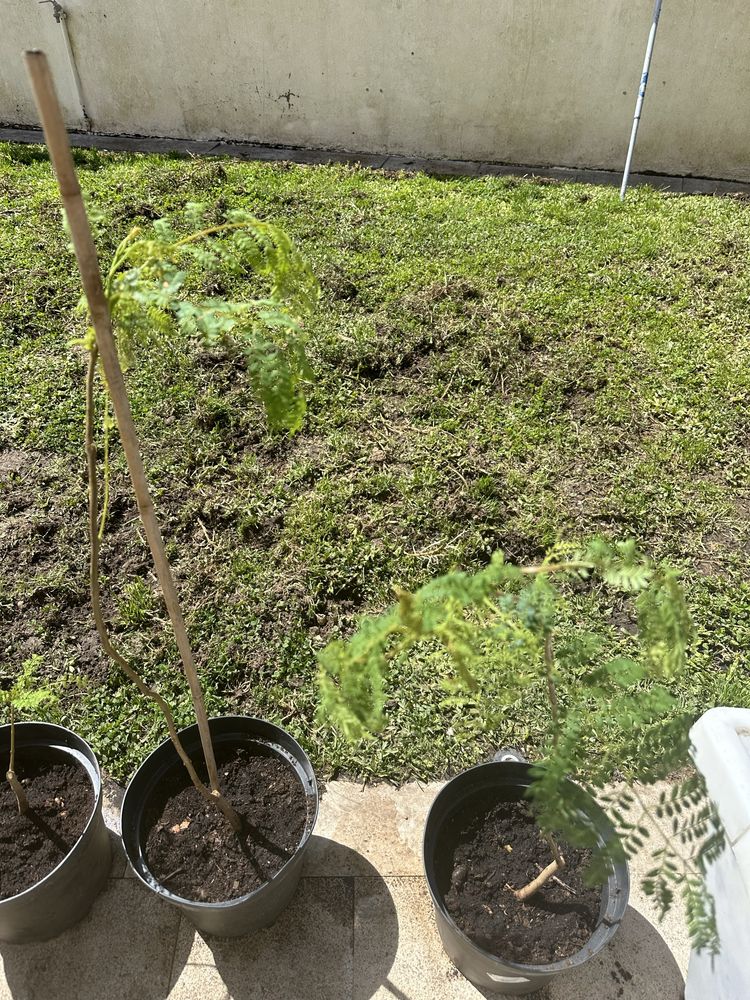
left=2, top=126, right=750, bottom=197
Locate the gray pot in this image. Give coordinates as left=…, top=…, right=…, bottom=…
left=120, top=715, right=319, bottom=937
left=423, top=761, right=630, bottom=995
left=0, top=722, right=111, bottom=943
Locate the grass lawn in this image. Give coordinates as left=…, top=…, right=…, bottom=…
left=1, top=142, right=749, bottom=783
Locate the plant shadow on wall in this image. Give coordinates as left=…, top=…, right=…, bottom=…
left=167, top=840, right=400, bottom=1000
left=319, top=539, right=726, bottom=968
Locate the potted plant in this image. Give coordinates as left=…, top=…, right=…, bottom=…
left=0, top=659, right=111, bottom=942
left=318, top=539, right=724, bottom=994
left=24, top=52, right=320, bottom=936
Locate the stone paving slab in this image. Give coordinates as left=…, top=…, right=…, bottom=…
left=307, top=780, right=441, bottom=877
left=169, top=878, right=354, bottom=1000
left=0, top=778, right=689, bottom=999
left=353, top=876, right=684, bottom=1000
left=0, top=879, right=180, bottom=1000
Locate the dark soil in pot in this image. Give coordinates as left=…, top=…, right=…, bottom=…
left=440, top=792, right=603, bottom=965
left=0, top=747, right=94, bottom=899
left=142, top=743, right=308, bottom=902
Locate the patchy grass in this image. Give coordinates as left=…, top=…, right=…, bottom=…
left=1, top=142, right=749, bottom=782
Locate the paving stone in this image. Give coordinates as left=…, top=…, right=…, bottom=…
left=168, top=964, right=232, bottom=1000
left=353, top=876, right=481, bottom=999
left=207, top=142, right=287, bottom=162
left=679, top=177, right=730, bottom=196
left=170, top=877, right=352, bottom=1000
left=354, top=875, right=685, bottom=999
left=392, top=158, right=483, bottom=177
left=275, top=147, right=387, bottom=168
left=549, top=906, right=685, bottom=999
left=616, top=782, right=691, bottom=976
left=2, top=126, right=750, bottom=195
left=101, top=776, right=128, bottom=878
left=626, top=172, right=677, bottom=192
left=0, top=878, right=179, bottom=1000
left=209, top=142, right=387, bottom=169
left=380, top=155, right=421, bottom=172
left=307, top=780, right=441, bottom=877
left=0, top=779, right=695, bottom=999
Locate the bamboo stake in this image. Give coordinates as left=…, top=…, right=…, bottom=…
left=23, top=51, right=223, bottom=797
left=84, top=350, right=241, bottom=832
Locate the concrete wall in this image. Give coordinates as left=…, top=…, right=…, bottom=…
left=2, top=1, right=749, bottom=181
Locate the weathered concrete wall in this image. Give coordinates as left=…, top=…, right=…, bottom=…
left=2, top=1, right=749, bottom=180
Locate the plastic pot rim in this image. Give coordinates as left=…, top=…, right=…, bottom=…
left=423, top=759, right=630, bottom=976
left=0, top=721, right=103, bottom=904
left=121, top=715, right=319, bottom=910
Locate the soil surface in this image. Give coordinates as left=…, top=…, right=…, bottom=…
left=0, top=749, right=94, bottom=899
left=143, top=744, right=308, bottom=902
left=440, top=795, right=603, bottom=965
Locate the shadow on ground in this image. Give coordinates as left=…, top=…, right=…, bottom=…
left=0, top=838, right=683, bottom=1000
left=0, top=830, right=180, bottom=1000
left=360, top=898, right=684, bottom=1000
left=168, top=837, right=398, bottom=1000
left=492, top=906, right=685, bottom=1000
left=0, top=837, right=398, bottom=1000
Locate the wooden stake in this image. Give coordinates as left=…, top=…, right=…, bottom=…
left=23, top=50, right=222, bottom=796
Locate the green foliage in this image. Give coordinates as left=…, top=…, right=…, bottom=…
left=2, top=657, right=60, bottom=812
left=82, top=203, right=320, bottom=432
left=1, top=656, right=59, bottom=720
left=318, top=538, right=724, bottom=952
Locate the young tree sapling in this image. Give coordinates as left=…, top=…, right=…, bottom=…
left=79, top=206, right=318, bottom=833
left=318, top=538, right=725, bottom=951
left=25, top=50, right=319, bottom=840
left=2, top=659, right=58, bottom=815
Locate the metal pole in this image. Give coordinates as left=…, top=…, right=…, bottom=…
left=620, top=0, right=664, bottom=200
left=39, top=1, right=92, bottom=130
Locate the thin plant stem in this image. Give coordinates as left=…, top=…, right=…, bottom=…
left=544, top=831, right=565, bottom=869
left=521, top=561, right=592, bottom=577
left=85, top=350, right=242, bottom=833
left=6, top=704, right=29, bottom=815
left=104, top=227, right=142, bottom=288
left=8, top=703, right=14, bottom=775
left=512, top=858, right=562, bottom=902
left=544, top=633, right=560, bottom=749
left=175, top=222, right=254, bottom=246
left=504, top=626, right=566, bottom=904
left=510, top=831, right=566, bottom=901
left=97, top=397, right=111, bottom=540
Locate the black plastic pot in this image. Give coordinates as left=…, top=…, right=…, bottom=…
left=121, top=715, right=319, bottom=937
left=0, top=722, right=111, bottom=943
left=423, top=761, right=629, bottom=996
